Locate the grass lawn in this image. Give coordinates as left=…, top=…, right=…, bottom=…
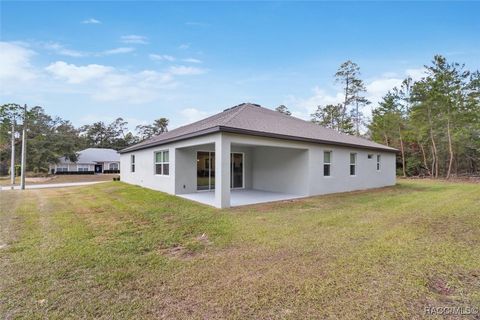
left=0, top=174, right=119, bottom=186
left=1, top=180, right=479, bottom=319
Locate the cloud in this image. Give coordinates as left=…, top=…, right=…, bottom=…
left=45, top=61, right=113, bottom=83
left=178, top=43, right=190, bottom=50
left=0, top=41, right=37, bottom=85
left=405, top=68, right=427, bottom=81
left=120, top=35, right=148, bottom=44
left=82, top=18, right=101, bottom=24
left=179, top=108, right=211, bottom=125
left=287, top=67, right=428, bottom=122
left=183, top=58, right=202, bottom=64
left=43, top=42, right=86, bottom=57
left=101, top=47, right=135, bottom=55
left=286, top=86, right=344, bottom=119
left=168, top=65, right=206, bottom=75
left=43, top=61, right=192, bottom=103
left=149, top=54, right=175, bottom=62
left=43, top=42, right=135, bottom=57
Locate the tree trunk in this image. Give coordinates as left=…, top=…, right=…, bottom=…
left=341, top=76, right=349, bottom=130
left=427, top=105, right=439, bottom=178
left=446, top=113, right=454, bottom=179
left=399, top=127, right=406, bottom=177
left=419, top=142, right=431, bottom=176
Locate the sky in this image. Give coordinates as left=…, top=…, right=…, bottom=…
left=1, top=1, right=479, bottom=131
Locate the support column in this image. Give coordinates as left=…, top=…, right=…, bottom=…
left=215, top=133, right=231, bottom=208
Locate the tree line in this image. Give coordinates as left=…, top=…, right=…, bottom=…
left=2, top=54, right=478, bottom=177
left=276, top=55, right=479, bottom=178
left=0, top=105, right=168, bottom=174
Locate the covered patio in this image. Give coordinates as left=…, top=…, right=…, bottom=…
left=178, top=189, right=302, bottom=207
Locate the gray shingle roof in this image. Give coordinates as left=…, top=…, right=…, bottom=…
left=120, top=103, right=397, bottom=153
left=58, top=148, right=120, bottom=164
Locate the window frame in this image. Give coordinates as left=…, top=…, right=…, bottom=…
left=349, top=152, right=357, bottom=176
left=131, top=154, right=135, bottom=173
left=376, top=154, right=381, bottom=171
left=109, top=162, right=119, bottom=170
left=154, top=150, right=170, bottom=176
left=323, top=150, right=332, bottom=177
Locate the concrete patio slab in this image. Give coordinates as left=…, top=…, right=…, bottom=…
left=178, top=189, right=302, bottom=207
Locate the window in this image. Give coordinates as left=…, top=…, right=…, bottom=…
left=109, top=163, right=119, bottom=170
left=57, top=167, right=68, bottom=172
left=368, top=154, right=373, bottom=159
left=131, top=155, right=135, bottom=172
left=155, top=150, right=169, bottom=175
left=350, top=153, right=356, bottom=176
left=78, top=166, right=89, bottom=172
left=377, top=154, right=381, bottom=171
left=323, top=151, right=332, bottom=176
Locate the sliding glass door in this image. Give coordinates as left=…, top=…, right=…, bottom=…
left=231, top=153, right=243, bottom=189
left=196, top=151, right=244, bottom=191
left=197, top=151, right=215, bottom=191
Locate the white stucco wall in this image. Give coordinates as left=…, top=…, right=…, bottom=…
left=120, top=132, right=397, bottom=207
left=251, top=146, right=309, bottom=195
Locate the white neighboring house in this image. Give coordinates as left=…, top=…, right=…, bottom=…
left=120, top=103, right=397, bottom=208
left=50, top=148, right=120, bottom=174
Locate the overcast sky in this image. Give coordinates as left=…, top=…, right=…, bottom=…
left=1, top=1, right=479, bottom=130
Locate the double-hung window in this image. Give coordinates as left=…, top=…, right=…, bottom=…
left=376, top=154, right=381, bottom=171
left=78, top=166, right=89, bottom=172
left=131, top=155, right=135, bottom=173
left=323, top=151, right=332, bottom=176
left=350, top=153, right=356, bottom=176
left=155, top=150, right=169, bottom=175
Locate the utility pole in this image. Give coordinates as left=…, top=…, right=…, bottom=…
left=20, top=104, right=28, bottom=190
left=10, top=120, right=15, bottom=190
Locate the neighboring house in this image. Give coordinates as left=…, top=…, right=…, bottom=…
left=50, top=148, right=120, bottom=174
left=120, top=103, right=397, bottom=208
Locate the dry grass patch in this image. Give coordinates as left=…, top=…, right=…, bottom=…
left=1, top=179, right=479, bottom=319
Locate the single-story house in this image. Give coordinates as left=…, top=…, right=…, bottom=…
left=120, top=103, right=397, bottom=208
left=50, top=148, right=120, bottom=174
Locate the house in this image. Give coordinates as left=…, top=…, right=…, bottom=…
left=120, top=103, right=397, bottom=208
left=50, top=148, right=120, bottom=174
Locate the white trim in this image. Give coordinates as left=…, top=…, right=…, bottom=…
left=154, top=150, right=170, bottom=176
left=323, top=150, right=332, bottom=177
left=349, top=152, right=357, bottom=176
left=130, top=154, right=136, bottom=173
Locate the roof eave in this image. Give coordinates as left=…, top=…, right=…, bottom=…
left=218, top=126, right=398, bottom=153
left=118, top=126, right=222, bottom=153
left=119, top=126, right=397, bottom=153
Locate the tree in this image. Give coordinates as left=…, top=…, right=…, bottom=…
left=411, top=55, right=471, bottom=178
left=335, top=60, right=370, bottom=136
left=311, top=104, right=355, bottom=134
left=275, top=105, right=291, bottom=116
left=369, top=91, right=408, bottom=176
left=369, top=55, right=479, bottom=178
left=80, top=117, right=136, bottom=150
left=136, top=117, right=169, bottom=140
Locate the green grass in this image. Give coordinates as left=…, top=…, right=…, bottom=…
left=1, top=180, right=479, bottom=319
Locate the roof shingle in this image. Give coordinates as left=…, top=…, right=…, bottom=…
left=120, top=103, right=397, bottom=153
